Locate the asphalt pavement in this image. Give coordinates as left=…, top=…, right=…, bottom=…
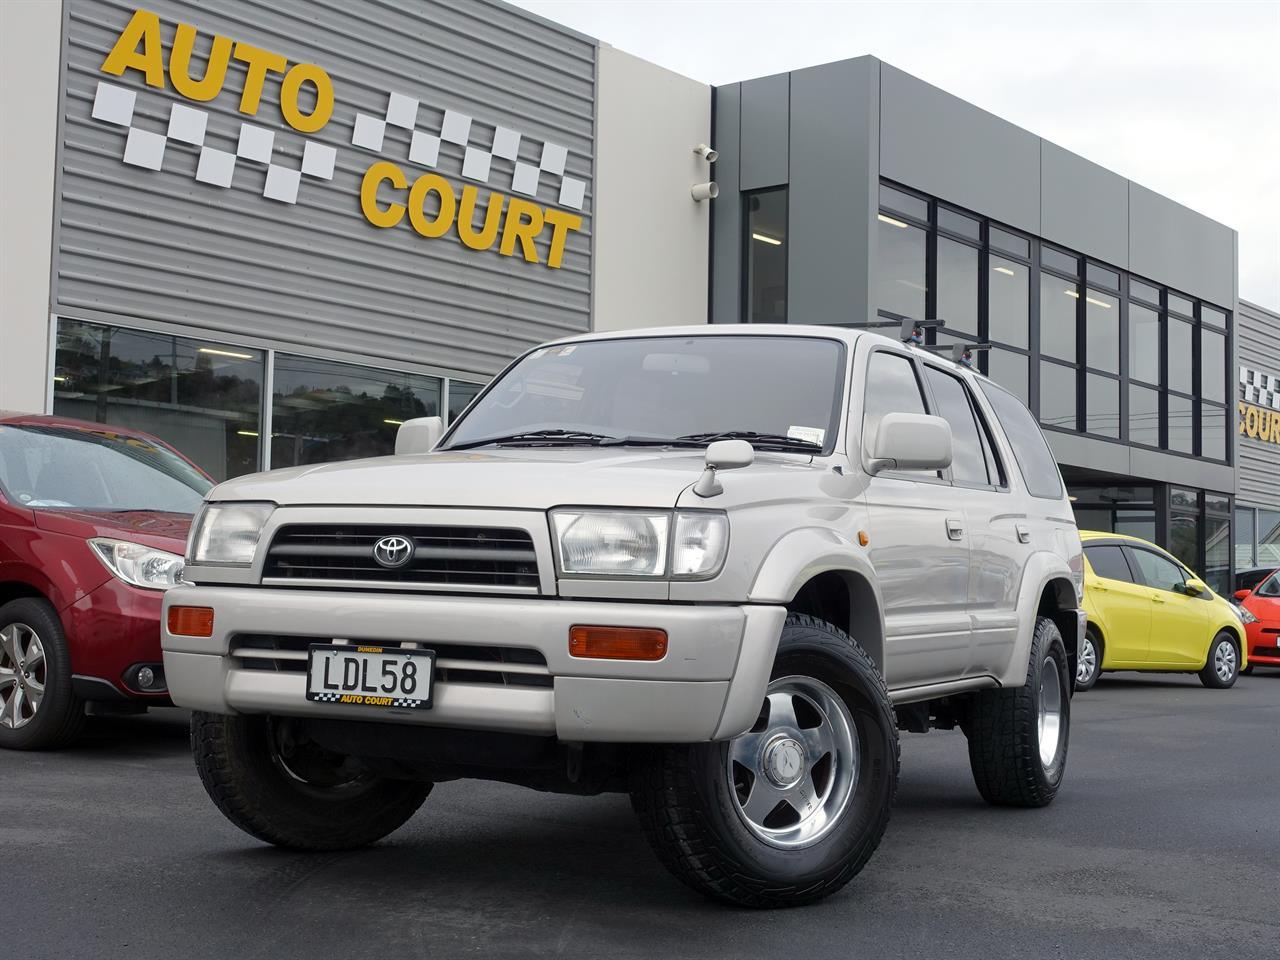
left=6, top=670, right=1278, bottom=960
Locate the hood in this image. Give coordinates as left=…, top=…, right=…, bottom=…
left=33, top=509, right=192, bottom=552
left=206, top=447, right=820, bottom=511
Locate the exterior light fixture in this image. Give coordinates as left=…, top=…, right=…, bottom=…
left=877, top=214, right=909, bottom=228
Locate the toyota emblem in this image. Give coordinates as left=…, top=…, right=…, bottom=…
left=372, top=535, right=414, bottom=569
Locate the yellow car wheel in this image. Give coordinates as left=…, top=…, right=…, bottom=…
left=1198, top=632, right=1240, bottom=690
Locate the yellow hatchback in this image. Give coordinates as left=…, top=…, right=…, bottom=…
left=1075, top=531, right=1248, bottom=691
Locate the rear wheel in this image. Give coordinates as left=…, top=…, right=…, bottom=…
left=1074, top=628, right=1102, bottom=691
left=1198, top=632, right=1239, bottom=689
left=0, top=598, right=85, bottom=750
left=630, top=613, right=899, bottom=907
left=191, top=711, right=430, bottom=850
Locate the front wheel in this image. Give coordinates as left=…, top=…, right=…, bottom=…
left=1198, top=632, right=1239, bottom=689
left=0, top=598, right=86, bottom=751
left=191, top=712, right=430, bottom=850
left=965, top=616, right=1070, bottom=807
left=630, top=613, right=899, bottom=908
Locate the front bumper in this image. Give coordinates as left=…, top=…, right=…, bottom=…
left=1245, top=621, right=1280, bottom=665
left=161, top=586, right=786, bottom=743
left=64, top=578, right=171, bottom=702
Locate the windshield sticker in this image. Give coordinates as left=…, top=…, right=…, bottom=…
left=788, top=426, right=825, bottom=445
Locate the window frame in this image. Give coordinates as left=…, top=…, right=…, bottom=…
left=918, top=358, right=1009, bottom=492
left=858, top=345, right=949, bottom=486
left=1084, top=543, right=1139, bottom=584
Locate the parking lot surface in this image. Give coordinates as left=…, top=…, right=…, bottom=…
left=6, top=671, right=1278, bottom=960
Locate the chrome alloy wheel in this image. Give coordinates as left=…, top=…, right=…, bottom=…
left=1076, top=635, right=1098, bottom=685
left=1037, top=655, right=1064, bottom=769
left=1213, top=638, right=1237, bottom=683
left=0, top=623, right=46, bottom=730
left=727, top=676, right=858, bottom=849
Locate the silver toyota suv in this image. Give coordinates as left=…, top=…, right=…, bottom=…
left=163, top=325, right=1085, bottom=907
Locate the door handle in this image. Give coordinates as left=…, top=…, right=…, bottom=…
left=1093, top=584, right=1110, bottom=593
left=1151, top=593, right=1167, bottom=604
left=946, top=518, right=964, bottom=541
left=1015, top=523, right=1031, bottom=543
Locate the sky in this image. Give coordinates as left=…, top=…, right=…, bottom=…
left=513, top=0, right=1280, bottom=307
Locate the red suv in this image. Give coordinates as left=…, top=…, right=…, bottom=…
left=0, top=413, right=212, bottom=749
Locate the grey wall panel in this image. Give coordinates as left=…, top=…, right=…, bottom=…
left=880, top=64, right=1040, bottom=234
left=1236, top=300, right=1280, bottom=507
left=738, top=73, right=788, bottom=191
left=1040, top=142, right=1128, bottom=269
left=709, top=82, right=741, bottom=323
left=787, top=57, right=878, bottom=326
left=1128, top=183, right=1235, bottom=308
left=1049, top=429, right=1235, bottom=494
left=54, top=0, right=596, bottom=379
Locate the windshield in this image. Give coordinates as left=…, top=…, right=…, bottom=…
left=1257, top=571, right=1280, bottom=598
left=0, top=423, right=213, bottom=513
left=445, top=336, right=846, bottom=453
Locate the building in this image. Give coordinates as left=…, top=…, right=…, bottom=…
left=1, top=0, right=1273, bottom=589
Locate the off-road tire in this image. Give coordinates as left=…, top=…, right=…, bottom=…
left=191, top=711, right=430, bottom=850
left=964, top=616, right=1070, bottom=807
left=1074, top=627, right=1102, bottom=692
left=629, top=613, right=899, bottom=908
left=1198, top=632, right=1240, bottom=689
left=0, top=598, right=86, bottom=750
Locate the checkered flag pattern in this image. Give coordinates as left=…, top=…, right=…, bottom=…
left=352, top=91, right=586, bottom=210
left=1240, top=365, right=1280, bottom=411
left=311, top=692, right=343, bottom=703
left=91, top=80, right=337, bottom=204
left=392, top=698, right=424, bottom=708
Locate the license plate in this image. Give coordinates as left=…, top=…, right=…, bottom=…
left=306, top=644, right=434, bottom=709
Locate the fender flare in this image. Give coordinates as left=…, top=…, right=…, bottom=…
left=1001, top=552, right=1080, bottom=688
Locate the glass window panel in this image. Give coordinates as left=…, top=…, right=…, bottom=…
left=922, top=366, right=990, bottom=485
left=988, top=256, right=1029, bottom=348
left=1073, top=508, right=1111, bottom=532
left=937, top=207, right=980, bottom=240
left=1167, top=292, right=1194, bottom=317
left=271, top=355, right=441, bottom=468
left=1259, top=509, right=1280, bottom=566
left=52, top=320, right=262, bottom=482
left=1129, top=278, right=1161, bottom=304
left=978, top=380, right=1064, bottom=499
left=1201, top=305, right=1227, bottom=329
left=1085, top=545, right=1137, bottom=583
left=936, top=236, right=978, bottom=337
left=986, top=349, right=1029, bottom=406
left=1168, top=318, right=1193, bottom=394
left=1167, top=394, right=1194, bottom=453
left=1086, top=263, right=1120, bottom=290
left=876, top=217, right=927, bottom=319
left=1128, top=303, right=1160, bottom=385
left=1205, top=492, right=1230, bottom=514
left=1201, top=328, right=1225, bottom=402
left=1132, top=547, right=1191, bottom=592
left=1085, top=373, right=1119, bottom=438
left=1114, top=510, right=1156, bottom=543
left=1129, top=383, right=1160, bottom=447
left=988, top=226, right=1030, bottom=258
left=1040, top=361, right=1077, bottom=430
left=879, top=184, right=928, bottom=221
left=1200, top=402, right=1226, bottom=461
left=1041, top=246, right=1079, bottom=276
left=863, top=352, right=930, bottom=469
left=1084, top=289, right=1119, bottom=374
left=1205, top=513, right=1230, bottom=593
left=1171, top=486, right=1199, bottom=510
left=448, top=381, right=483, bottom=423
left=1235, top=507, right=1256, bottom=569
left=1039, top=273, right=1078, bottom=361
left=745, top=189, right=787, bottom=323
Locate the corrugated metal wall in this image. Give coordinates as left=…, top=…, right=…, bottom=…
left=1237, top=301, right=1280, bottom=508
left=54, top=0, right=596, bottom=378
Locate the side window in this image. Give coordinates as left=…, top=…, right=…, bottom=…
left=862, top=351, right=928, bottom=463
left=979, top=380, right=1064, bottom=499
left=1130, top=549, right=1188, bottom=593
left=922, top=365, right=1001, bottom=487
left=1085, top=545, right=1136, bottom=584
left=1258, top=572, right=1280, bottom=597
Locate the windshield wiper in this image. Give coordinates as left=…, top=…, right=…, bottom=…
left=448, top=429, right=622, bottom=450
left=673, top=431, right=823, bottom=452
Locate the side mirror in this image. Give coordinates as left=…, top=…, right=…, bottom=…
left=1234, top=589, right=1252, bottom=601
left=692, top=439, right=754, bottom=498
left=869, top=413, right=953, bottom=475
left=395, top=416, right=444, bottom=455
left=1183, top=577, right=1208, bottom=597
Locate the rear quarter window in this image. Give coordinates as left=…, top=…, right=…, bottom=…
left=978, top=381, right=1064, bottom=500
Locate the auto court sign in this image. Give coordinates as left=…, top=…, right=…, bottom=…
left=1239, top=364, right=1280, bottom=445
left=91, top=8, right=585, bottom=268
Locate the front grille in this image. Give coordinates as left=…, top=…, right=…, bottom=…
left=230, top=635, right=553, bottom=688
left=262, top=524, right=540, bottom=591
left=1251, top=646, right=1280, bottom=660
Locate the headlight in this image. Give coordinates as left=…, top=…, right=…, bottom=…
left=90, top=539, right=185, bottom=590
left=188, top=502, right=274, bottom=566
left=1235, top=604, right=1258, bottom=625
left=550, top=509, right=728, bottom=580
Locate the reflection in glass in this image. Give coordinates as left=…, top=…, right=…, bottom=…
left=1129, top=383, right=1159, bottom=447
left=986, top=350, right=1029, bottom=405
left=745, top=189, right=788, bottom=323
left=1040, top=361, right=1076, bottom=430
left=937, top=207, right=980, bottom=240
left=1129, top=304, right=1160, bottom=385
left=1169, top=511, right=1202, bottom=579
left=876, top=217, right=926, bottom=319
left=988, top=226, right=1029, bottom=258
left=448, top=381, right=483, bottom=422
left=1168, top=394, right=1193, bottom=454
left=1167, top=292, right=1194, bottom=316
left=1085, top=373, right=1119, bottom=438
left=936, top=237, right=978, bottom=337
left=1039, top=273, right=1077, bottom=361
left=879, top=185, right=928, bottom=221
left=1205, top=512, right=1230, bottom=593
left=1086, top=263, right=1120, bottom=290
left=1201, top=329, right=1226, bottom=403
left=1114, top=510, right=1156, bottom=543
left=1201, top=305, right=1227, bottom=329
left=1235, top=507, right=1256, bottom=568
left=53, top=320, right=262, bottom=481
left=1168, top=318, right=1193, bottom=394
left=1041, top=246, right=1079, bottom=276
left=989, top=256, right=1029, bottom=348
left=1200, top=402, right=1226, bottom=461
left=1130, top=278, right=1161, bottom=304
left=271, top=355, right=441, bottom=468
left=1084, top=289, right=1119, bottom=374
left=1259, top=509, right=1280, bottom=566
